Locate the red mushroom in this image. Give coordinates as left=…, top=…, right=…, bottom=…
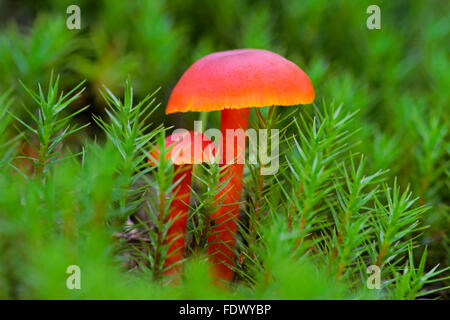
left=149, top=131, right=216, bottom=279
left=166, top=49, right=314, bottom=283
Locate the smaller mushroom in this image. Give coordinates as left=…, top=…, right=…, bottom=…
left=149, top=131, right=216, bottom=279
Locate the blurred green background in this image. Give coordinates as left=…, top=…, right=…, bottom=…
left=0, top=0, right=448, bottom=297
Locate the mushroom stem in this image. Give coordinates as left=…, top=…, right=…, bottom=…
left=164, top=164, right=193, bottom=278
left=208, top=107, right=249, bottom=282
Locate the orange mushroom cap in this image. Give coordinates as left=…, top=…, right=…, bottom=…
left=166, top=49, right=314, bottom=114
left=148, top=131, right=216, bottom=166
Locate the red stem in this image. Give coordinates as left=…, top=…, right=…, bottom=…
left=163, top=164, right=193, bottom=277
left=207, top=108, right=249, bottom=283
